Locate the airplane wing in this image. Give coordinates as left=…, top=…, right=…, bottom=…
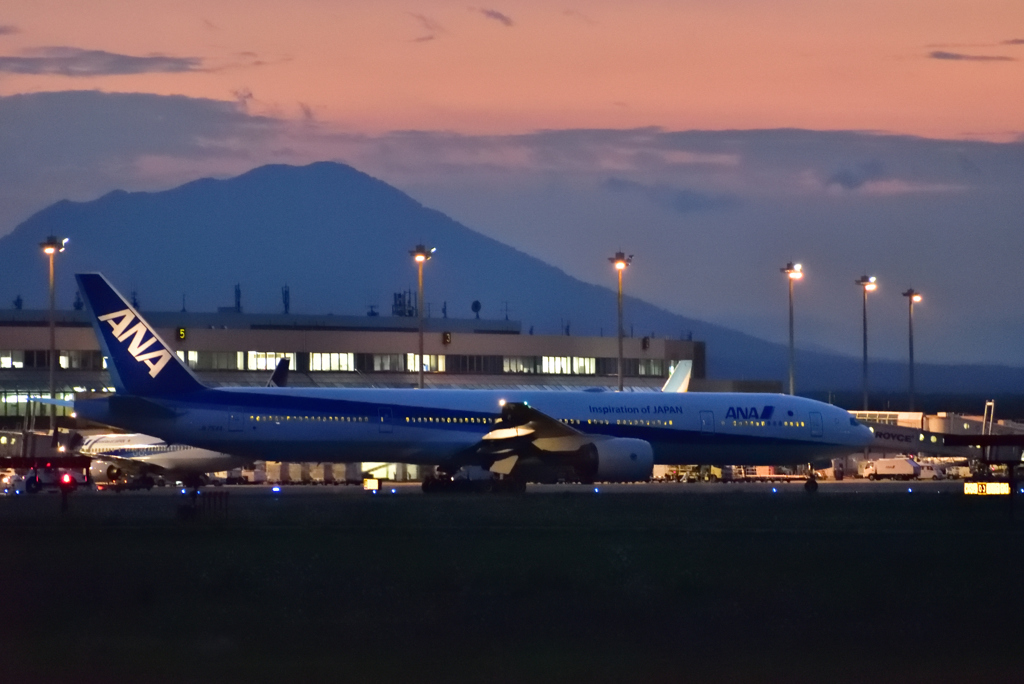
left=460, top=402, right=589, bottom=478
left=29, top=397, right=75, bottom=408
left=484, top=401, right=582, bottom=441
left=455, top=402, right=652, bottom=484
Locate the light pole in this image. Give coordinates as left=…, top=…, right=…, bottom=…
left=781, top=262, right=803, bottom=395
left=902, top=289, right=922, bottom=411
left=40, top=236, right=68, bottom=430
left=609, top=252, right=632, bottom=392
left=410, top=244, right=435, bottom=389
left=855, top=275, right=877, bottom=411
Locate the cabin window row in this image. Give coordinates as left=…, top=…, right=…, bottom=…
left=405, top=416, right=496, bottom=425
left=251, top=415, right=370, bottom=423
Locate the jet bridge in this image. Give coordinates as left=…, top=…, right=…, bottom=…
left=861, top=421, right=980, bottom=458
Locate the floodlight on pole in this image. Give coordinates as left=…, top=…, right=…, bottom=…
left=40, top=236, right=68, bottom=430
left=410, top=244, right=435, bottom=389
left=902, top=289, right=922, bottom=411
left=608, top=251, right=633, bottom=392
left=781, top=262, right=803, bottom=395
left=855, top=275, right=877, bottom=410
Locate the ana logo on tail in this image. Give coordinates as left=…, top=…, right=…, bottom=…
left=97, top=309, right=174, bottom=378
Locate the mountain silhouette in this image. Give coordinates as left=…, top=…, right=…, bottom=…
left=1, top=161, right=1021, bottom=395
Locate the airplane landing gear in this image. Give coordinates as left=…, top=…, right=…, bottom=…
left=422, top=470, right=526, bottom=494
left=804, top=477, right=818, bottom=493
left=177, top=475, right=204, bottom=518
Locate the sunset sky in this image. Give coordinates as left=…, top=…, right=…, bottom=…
left=1, top=1, right=1023, bottom=365
left=2, top=0, right=1021, bottom=138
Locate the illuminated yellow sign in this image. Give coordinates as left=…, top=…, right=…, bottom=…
left=964, top=482, right=1010, bottom=496
left=363, top=478, right=380, bottom=491
left=177, top=327, right=186, bottom=341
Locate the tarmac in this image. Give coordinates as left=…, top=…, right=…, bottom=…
left=2, top=477, right=1022, bottom=683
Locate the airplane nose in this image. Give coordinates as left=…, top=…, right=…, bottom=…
left=857, top=425, right=874, bottom=446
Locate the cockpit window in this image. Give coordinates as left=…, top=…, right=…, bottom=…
left=850, top=417, right=860, bottom=427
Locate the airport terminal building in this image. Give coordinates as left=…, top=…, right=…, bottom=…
left=0, top=307, right=779, bottom=425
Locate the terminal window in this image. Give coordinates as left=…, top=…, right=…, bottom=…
left=61, top=350, right=105, bottom=370
left=541, top=356, right=596, bottom=375
left=247, top=351, right=296, bottom=372
left=503, top=356, right=540, bottom=373
left=446, top=355, right=503, bottom=374
left=638, top=359, right=664, bottom=376
left=406, top=354, right=445, bottom=373
left=373, top=354, right=405, bottom=372
left=0, top=350, right=25, bottom=369
left=181, top=351, right=243, bottom=370
left=310, top=352, right=355, bottom=372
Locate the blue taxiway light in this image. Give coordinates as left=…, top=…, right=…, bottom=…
left=908, top=488, right=913, bottom=493
left=391, top=488, right=396, bottom=494
left=772, top=488, right=777, bottom=493
left=593, top=487, right=599, bottom=493
left=271, top=486, right=281, bottom=493
left=180, top=488, right=187, bottom=494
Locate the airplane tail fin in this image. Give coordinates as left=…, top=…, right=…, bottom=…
left=76, top=273, right=205, bottom=397
left=267, top=357, right=290, bottom=387
left=661, top=360, right=692, bottom=393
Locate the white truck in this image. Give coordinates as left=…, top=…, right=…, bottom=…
left=859, top=458, right=920, bottom=481
left=943, top=465, right=971, bottom=479
left=917, top=464, right=946, bottom=480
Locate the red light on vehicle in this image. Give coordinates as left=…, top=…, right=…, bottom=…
left=62, top=473, right=72, bottom=484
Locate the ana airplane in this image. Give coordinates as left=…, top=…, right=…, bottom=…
left=38, top=358, right=291, bottom=489
left=70, top=272, right=873, bottom=491
left=80, top=432, right=249, bottom=489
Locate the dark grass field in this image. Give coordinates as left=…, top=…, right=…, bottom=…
left=2, top=486, right=1022, bottom=683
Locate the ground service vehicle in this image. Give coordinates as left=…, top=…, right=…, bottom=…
left=859, top=458, right=920, bottom=481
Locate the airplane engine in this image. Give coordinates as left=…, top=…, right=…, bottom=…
left=89, top=460, right=122, bottom=484
left=589, top=438, right=654, bottom=482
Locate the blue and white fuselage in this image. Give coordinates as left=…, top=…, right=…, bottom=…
left=79, top=432, right=249, bottom=480
left=76, top=385, right=869, bottom=468
left=72, top=272, right=873, bottom=480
